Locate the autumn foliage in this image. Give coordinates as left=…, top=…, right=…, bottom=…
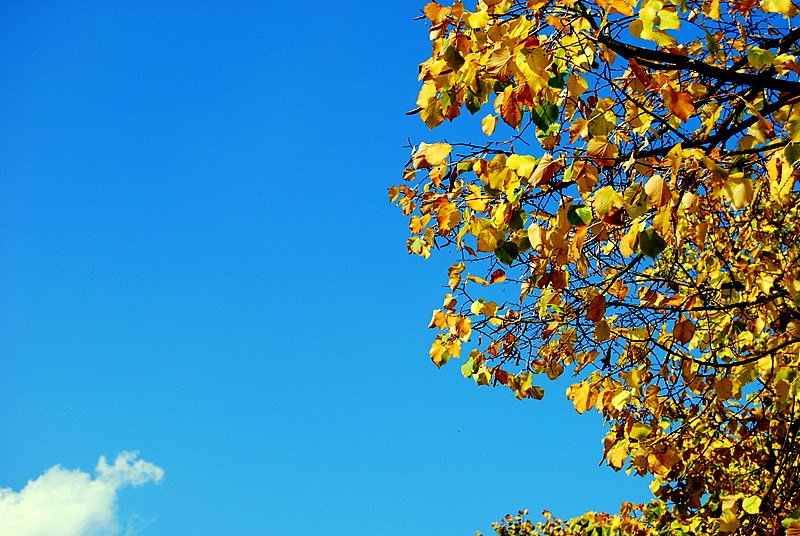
left=391, top=0, right=800, bottom=534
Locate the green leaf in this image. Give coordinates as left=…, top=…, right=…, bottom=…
left=704, top=29, right=719, bottom=55
left=785, top=142, right=800, bottom=163
left=530, top=102, right=558, bottom=131
left=409, top=237, right=427, bottom=254
left=567, top=204, right=593, bottom=226
left=782, top=508, right=800, bottom=529
left=465, top=92, right=482, bottom=114
left=548, top=70, right=567, bottom=89
left=639, top=227, right=667, bottom=258
left=461, top=356, right=477, bottom=377
left=510, top=209, right=528, bottom=230
left=494, top=241, right=519, bottom=265
left=624, top=182, right=649, bottom=218
left=588, top=109, right=614, bottom=137
left=444, top=45, right=465, bottom=71
left=456, top=161, right=473, bottom=172
left=630, top=423, right=652, bottom=441
left=748, top=47, right=775, bottom=69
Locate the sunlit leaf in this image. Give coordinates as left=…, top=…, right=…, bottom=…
left=742, top=496, right=762, bottom=515
left=412, top=142, right=452, bottom=168
left=723, top=176, right=754, bottom=209
left=662, top=85, right=695, bottom=122
left=481, top=114, right=498, bottom=136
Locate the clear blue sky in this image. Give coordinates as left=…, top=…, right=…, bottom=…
left=0, top=2, right=650, bottom=535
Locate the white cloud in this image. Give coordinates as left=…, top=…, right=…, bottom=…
left=0, top=452, right=163, bottom=536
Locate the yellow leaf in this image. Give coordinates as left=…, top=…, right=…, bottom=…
left=714, top=376, right=735, bottom=400
left=506, top=154, right=538, bottom=179
left=644, top=174, right=672, bottom=208
left=594, top=320, right=610, bottom=341
left=567, top=74, right=588, bottom=99
left=481, top=114, right=498, bottom=136
left=421, top=100, right=445, bottom=129
left=528, top=222, right=545, bottom=252
left=477, top=227, right=502, bottom=252
left=593, top=186, right=624, bottom=217
left=647, top=449, right=677, bottom=477
left=619, top=221, right=641, bottom=257
left=430, top=336, right=450, bottom=367
left=607, top=442, right=628, bottom=469
left=593, top=0, right=635, bottom=16
left=465, top=11, right=490, bottom=28
left=718, top=509, right=740, bottom=532
left=464, top=183, right=488, bottom=212
left=748, top=47, right=776, bottom=69
left=417, top=82, right=437, bottom=109
left=448, top=314, right=472, bottom=340
left=568, top=381, right=595, bottom=414
left=742, top=495, right=761, bottom=514
left=451, top=1, right=465, bottom=19
left=412, top=142, right=452, bottom=169
left=723, top=176, right=754, bottom=209
left=500, top=91, right=521, bottom=128
left=571, top=160, right=599, bottom=194
left=665, top=143, right=682, bottom=180
left=587, top=136, right=619, bottom=166
left=761, top=0, right=798, bottom=15
left=428, top=309, right=448, bottom=330
left=704, top=0, right=721, bottom=17
left=448, top=263, right=465, bottom=291
left=436, top=201, right=461, bottom=230
left=568, top=118, right=589, bottom=143
left=611, top=389, right=631, bottom=410
left=409, top=214, right=428, bottom=234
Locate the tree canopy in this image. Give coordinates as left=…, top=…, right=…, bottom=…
left=391, top=0, right=800, bottom=534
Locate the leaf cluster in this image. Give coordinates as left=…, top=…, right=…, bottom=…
left=392, top=0, right=800, bottom=534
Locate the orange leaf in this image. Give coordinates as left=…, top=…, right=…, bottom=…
left=662, top=85, right=694, bottom=122
left=628, top=58, right=654, bottom=88
left=424, top=2, right=451, bottom=23
left=586, top=294, right=606, bottom=322
left=489, top=269, right=506, bottom=284
left=593, top=0, right=635, bottom=15
left=500, top=93, right=522, bottom=128
left=673, top=317, right=695, bottom=344
left=494, top=368, right=510, bottom=385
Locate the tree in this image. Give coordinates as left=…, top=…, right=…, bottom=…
left=390, top=1, right=800, bottom=534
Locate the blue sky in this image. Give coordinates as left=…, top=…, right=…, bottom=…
left=1, top=2, right=650, bottom=535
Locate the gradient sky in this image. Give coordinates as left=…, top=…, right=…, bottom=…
left=1, top=2, right=651, bottom=535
